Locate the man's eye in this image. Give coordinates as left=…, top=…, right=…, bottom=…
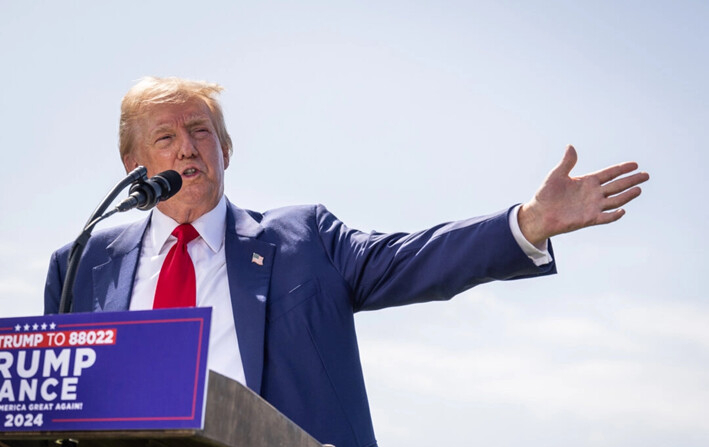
left=156, top=135, right=172, bottom=143
left=192, top=128, right=210, bottom=138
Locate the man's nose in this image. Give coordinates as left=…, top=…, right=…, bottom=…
left=176, top=131, right=198, bottom=158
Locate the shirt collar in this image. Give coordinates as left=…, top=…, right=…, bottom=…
left=149, top=196, right=227, bottom=254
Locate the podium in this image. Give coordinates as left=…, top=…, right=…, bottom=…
left=0, top=310, right=325, bottom=447
left=0, top=371, right=323, bottom=447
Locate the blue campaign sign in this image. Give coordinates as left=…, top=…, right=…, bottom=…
left=0, top=308, right=211, bottom=432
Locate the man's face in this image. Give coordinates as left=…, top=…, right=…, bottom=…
left=123, top=99, right=230, bottom=223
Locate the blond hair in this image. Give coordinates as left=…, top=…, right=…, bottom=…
left=119, top=76, right=233, bottom=161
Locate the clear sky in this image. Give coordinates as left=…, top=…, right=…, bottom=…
left=1, top=1, right=707, bottom=445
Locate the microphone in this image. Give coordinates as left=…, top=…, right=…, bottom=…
left=116, top=170, right=182, bottom=212
left=59, top=168, right=182, bottom=313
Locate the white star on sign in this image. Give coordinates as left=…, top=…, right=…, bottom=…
left=23, top=324, right=30, bottom=331
left=15, top=324, right=21, bottom=332
left=32, top=323, right=39, bottom=331
left=50, top=322, right=56, bottom=330
left=41, top=323, right=47, bottom=330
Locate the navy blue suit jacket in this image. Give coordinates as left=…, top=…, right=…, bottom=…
left=45, top=200, right=556, bottom=447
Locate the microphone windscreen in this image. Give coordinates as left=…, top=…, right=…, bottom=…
left=156, top=170, right=182, bottom=199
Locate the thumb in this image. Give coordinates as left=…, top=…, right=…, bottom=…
left=551, top=144, right=577, bottom=177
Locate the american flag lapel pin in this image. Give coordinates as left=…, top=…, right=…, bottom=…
left=251, top=252, right=264, bottom=266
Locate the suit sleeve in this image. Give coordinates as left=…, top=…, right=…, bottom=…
left=314, top=204, right=556, bottom=312
left=44, top=249, right=66, bottom=315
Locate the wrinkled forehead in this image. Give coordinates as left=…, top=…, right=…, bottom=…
left=136, top=98, right=216, bottom=134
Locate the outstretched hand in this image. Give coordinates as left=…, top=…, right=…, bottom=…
left=518, top=145, right=650, bottom=247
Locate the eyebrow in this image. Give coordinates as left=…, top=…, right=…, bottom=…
left=184, top=116, right=212, bottom=128
left=148, top=115, right=212, bottom=138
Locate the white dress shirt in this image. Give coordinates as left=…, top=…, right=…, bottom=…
left=509, top=204, right=553, bottom=266
left=129, top=196, right=247, bottom=385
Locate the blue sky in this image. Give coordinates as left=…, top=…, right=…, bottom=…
left=1, top=1, right=707, bottom=445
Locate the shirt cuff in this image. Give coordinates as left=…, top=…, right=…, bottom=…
left=509, top=205, right=553, bottom=267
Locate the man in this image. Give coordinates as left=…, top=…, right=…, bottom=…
left=45, top=77, right=649, bottom=447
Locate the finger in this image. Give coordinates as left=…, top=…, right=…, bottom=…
left=602, top=186, right=643, bottom=211
left=602, top=171, right=650, bottom=196
left=595, top=208, right=626, bottom=225
left=551, top=144, right=578, bottom=177
left=591, top=161, right=639, bottom=184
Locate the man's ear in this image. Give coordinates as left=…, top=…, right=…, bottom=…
left=123, top=153, right=139, bottom=173
left=223, top=149, right=230, bottom=170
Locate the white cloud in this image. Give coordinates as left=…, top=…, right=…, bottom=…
left=360, top=292, right=709, bottom=443
left=616, top=302, right=709, bottom=348
left=0, top=273, right=45, bottom=317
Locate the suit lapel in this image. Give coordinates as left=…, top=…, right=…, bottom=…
left=92, top=217, right=149, bottom=312
left=225, top=201, right=275, bottom=394
left=88, top=202, right=274, bottom=394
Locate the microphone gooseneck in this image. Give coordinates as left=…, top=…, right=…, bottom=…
left=58, top=167, right=182, bottom=314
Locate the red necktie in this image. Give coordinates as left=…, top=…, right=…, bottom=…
left=153, top=224, right=200, bottom=309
